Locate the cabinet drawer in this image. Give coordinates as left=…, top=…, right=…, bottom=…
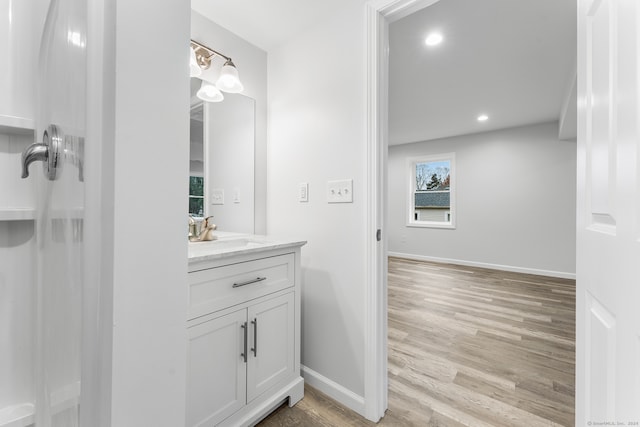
left=188, top=253, right=294, bottom=320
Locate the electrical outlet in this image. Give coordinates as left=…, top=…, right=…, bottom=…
left=299, top=183, right=309, bottom=202
left=327, top=179, right=353, bottom=203
left=211, top=189, right=224, bottom=205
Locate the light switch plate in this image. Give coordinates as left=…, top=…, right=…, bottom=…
left=233, top=188, right=240, bottom=203
left=211, top=189, right=224, bottom=205
left=327, top=179, right=353, bottom=203
left=299, top=183, right=309, bottom=202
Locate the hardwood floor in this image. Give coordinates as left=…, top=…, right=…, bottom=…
left=259, top=257, right=576, bottom=426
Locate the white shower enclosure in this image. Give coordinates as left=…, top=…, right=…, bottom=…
left=0, top=0, right=102, bottom=425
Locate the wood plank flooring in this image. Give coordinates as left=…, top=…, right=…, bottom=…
left=258, top=257, right=576, bottom=426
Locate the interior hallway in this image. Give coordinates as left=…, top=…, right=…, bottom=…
left=260, top=257, right=576, bottom=426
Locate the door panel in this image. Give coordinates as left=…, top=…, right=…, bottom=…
left=585, top=292, right=616, bottom=420
left=186, top=309, right=247, bottom=427
left=577, top=0, right=640, bottom=423
left=247, top=293, right=295, bottom=403
left=586, top=0, right=616, bottom=232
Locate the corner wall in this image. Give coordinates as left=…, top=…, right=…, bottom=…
left=388, top=122, right=576, bottom=277
left=107, top=1, right=189, bottom=425
left=267, top=0, right=369, bottom=412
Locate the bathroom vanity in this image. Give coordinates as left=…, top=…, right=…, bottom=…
left=186, top=234, right=306, bottom=427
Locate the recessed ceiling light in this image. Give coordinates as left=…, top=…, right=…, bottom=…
left=477, top=114, right=489, bottom=122
left=425, top=33, right=443, bottom=47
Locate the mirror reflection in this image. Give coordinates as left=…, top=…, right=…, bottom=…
left=189, top=103, right=205, bottom=217
left=189, top=78, right=256, bottom=234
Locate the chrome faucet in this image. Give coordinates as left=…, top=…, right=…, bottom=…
left=21, top=124, right=62, bottom=180
left=20, top=124, right=84, bottom=181
left=21, top=143, right=49, bottom=178
left=189, top=216, right=198, bottom=239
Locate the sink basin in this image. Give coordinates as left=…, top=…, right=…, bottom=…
left=188, top=236, right=276, bottom=258
left=204, top=238, right=266, bottom=250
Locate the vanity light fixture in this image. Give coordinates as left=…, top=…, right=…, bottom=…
left=477, top=114, right=489, bottom=122
left=189, top=46, right=202, bottom=78
left=191, top=40, right=244, bottom=101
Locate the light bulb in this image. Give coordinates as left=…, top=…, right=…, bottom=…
left=425, top=33, right=443, bottom=47
left=197, top=81, right=223, bottom=102
left=215, top=60, right=244, bottom=93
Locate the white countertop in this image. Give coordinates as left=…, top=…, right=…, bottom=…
left=188, top=231, right=306, bottom=265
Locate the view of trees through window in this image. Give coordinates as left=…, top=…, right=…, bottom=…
left=189, top=176, right=204, bottom=217
left=410, top=156, right=454, bottom=227
left=416, top=160, right=451, bottom=191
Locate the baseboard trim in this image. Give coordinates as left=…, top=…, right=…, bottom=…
left=387, top=252, right=576, bottom=280
left=301, top=365, right=366, bottom=418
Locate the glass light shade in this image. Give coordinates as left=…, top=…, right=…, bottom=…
left=215, top=61, right=244, bottom=93
left=197, top=81, right=224, bottom=102
left=190, top=47, right=202, bottom=77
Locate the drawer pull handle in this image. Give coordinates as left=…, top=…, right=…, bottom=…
left=232, top=277, right=267, bottom=288
left=240, top=322, right=248, bottom=363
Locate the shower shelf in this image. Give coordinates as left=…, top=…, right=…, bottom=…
left=0, top=209, right=87, bottom=221
left=0, top=402, right=34, bottom=427
left=0, top=115, right=35, bottom=135
left=0, top=208, right=36, bottom=221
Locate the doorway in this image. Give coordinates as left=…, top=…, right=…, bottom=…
left=366, top=0, right=577, bottom=422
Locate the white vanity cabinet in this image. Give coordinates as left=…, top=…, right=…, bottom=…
left=187, top=239, right=305, bottom=427
left=188, top=308, right=248, bottom=425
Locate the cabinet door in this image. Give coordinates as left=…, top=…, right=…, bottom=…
left=187, top=309, right=247, bottom=427
left=247, top=292, right=295, bottom=402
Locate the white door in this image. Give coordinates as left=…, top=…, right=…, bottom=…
left=186, top=309, right=248, bottom=427
left=247, top=292, right=295, bottom=403
left=576, top=0, right=640, bottom=424
left=22, top=0, right=93, bottom=425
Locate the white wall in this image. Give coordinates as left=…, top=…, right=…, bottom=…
left=191, top=11, right=268, bottom=234
left=388, top=122, right=577, bottom=277
left=104, top=0, right=190, bottom=425
left=267, top=0, right=369, bottom=410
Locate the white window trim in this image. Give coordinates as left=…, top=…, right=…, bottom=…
left=406, top=152, right=456, bottom=229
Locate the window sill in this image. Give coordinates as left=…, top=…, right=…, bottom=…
left=406, top=221, right=455, bottom=229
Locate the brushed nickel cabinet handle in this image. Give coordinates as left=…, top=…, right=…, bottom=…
left=240, top=322, right=248, bottom=363
left=232, top=277, right=267, bottom=288
left=251, top=318, right=257, bottom=357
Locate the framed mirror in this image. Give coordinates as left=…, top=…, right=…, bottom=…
left=189, top=78, right=256, bottom=234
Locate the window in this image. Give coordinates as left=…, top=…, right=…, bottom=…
left=189, top=176, right=204, bottom=217
left=407, top=153, right=455, bottom=228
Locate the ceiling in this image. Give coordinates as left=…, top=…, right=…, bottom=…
left=191, top=0, right=353, bottom=52
left=389, top=0, right=576, bottom=145
left=191, top=0, right=577, bottom=146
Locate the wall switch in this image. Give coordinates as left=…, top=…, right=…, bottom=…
left=327, top=179, right=353, bottom=203
left=211, top=189, right=224, bottom=205
left=299, top=183, right=309, bottom=202
left=233, top=188, right=240, bottom=203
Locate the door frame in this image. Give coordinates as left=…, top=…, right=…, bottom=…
left=364, top=0, right=441, bottom=421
